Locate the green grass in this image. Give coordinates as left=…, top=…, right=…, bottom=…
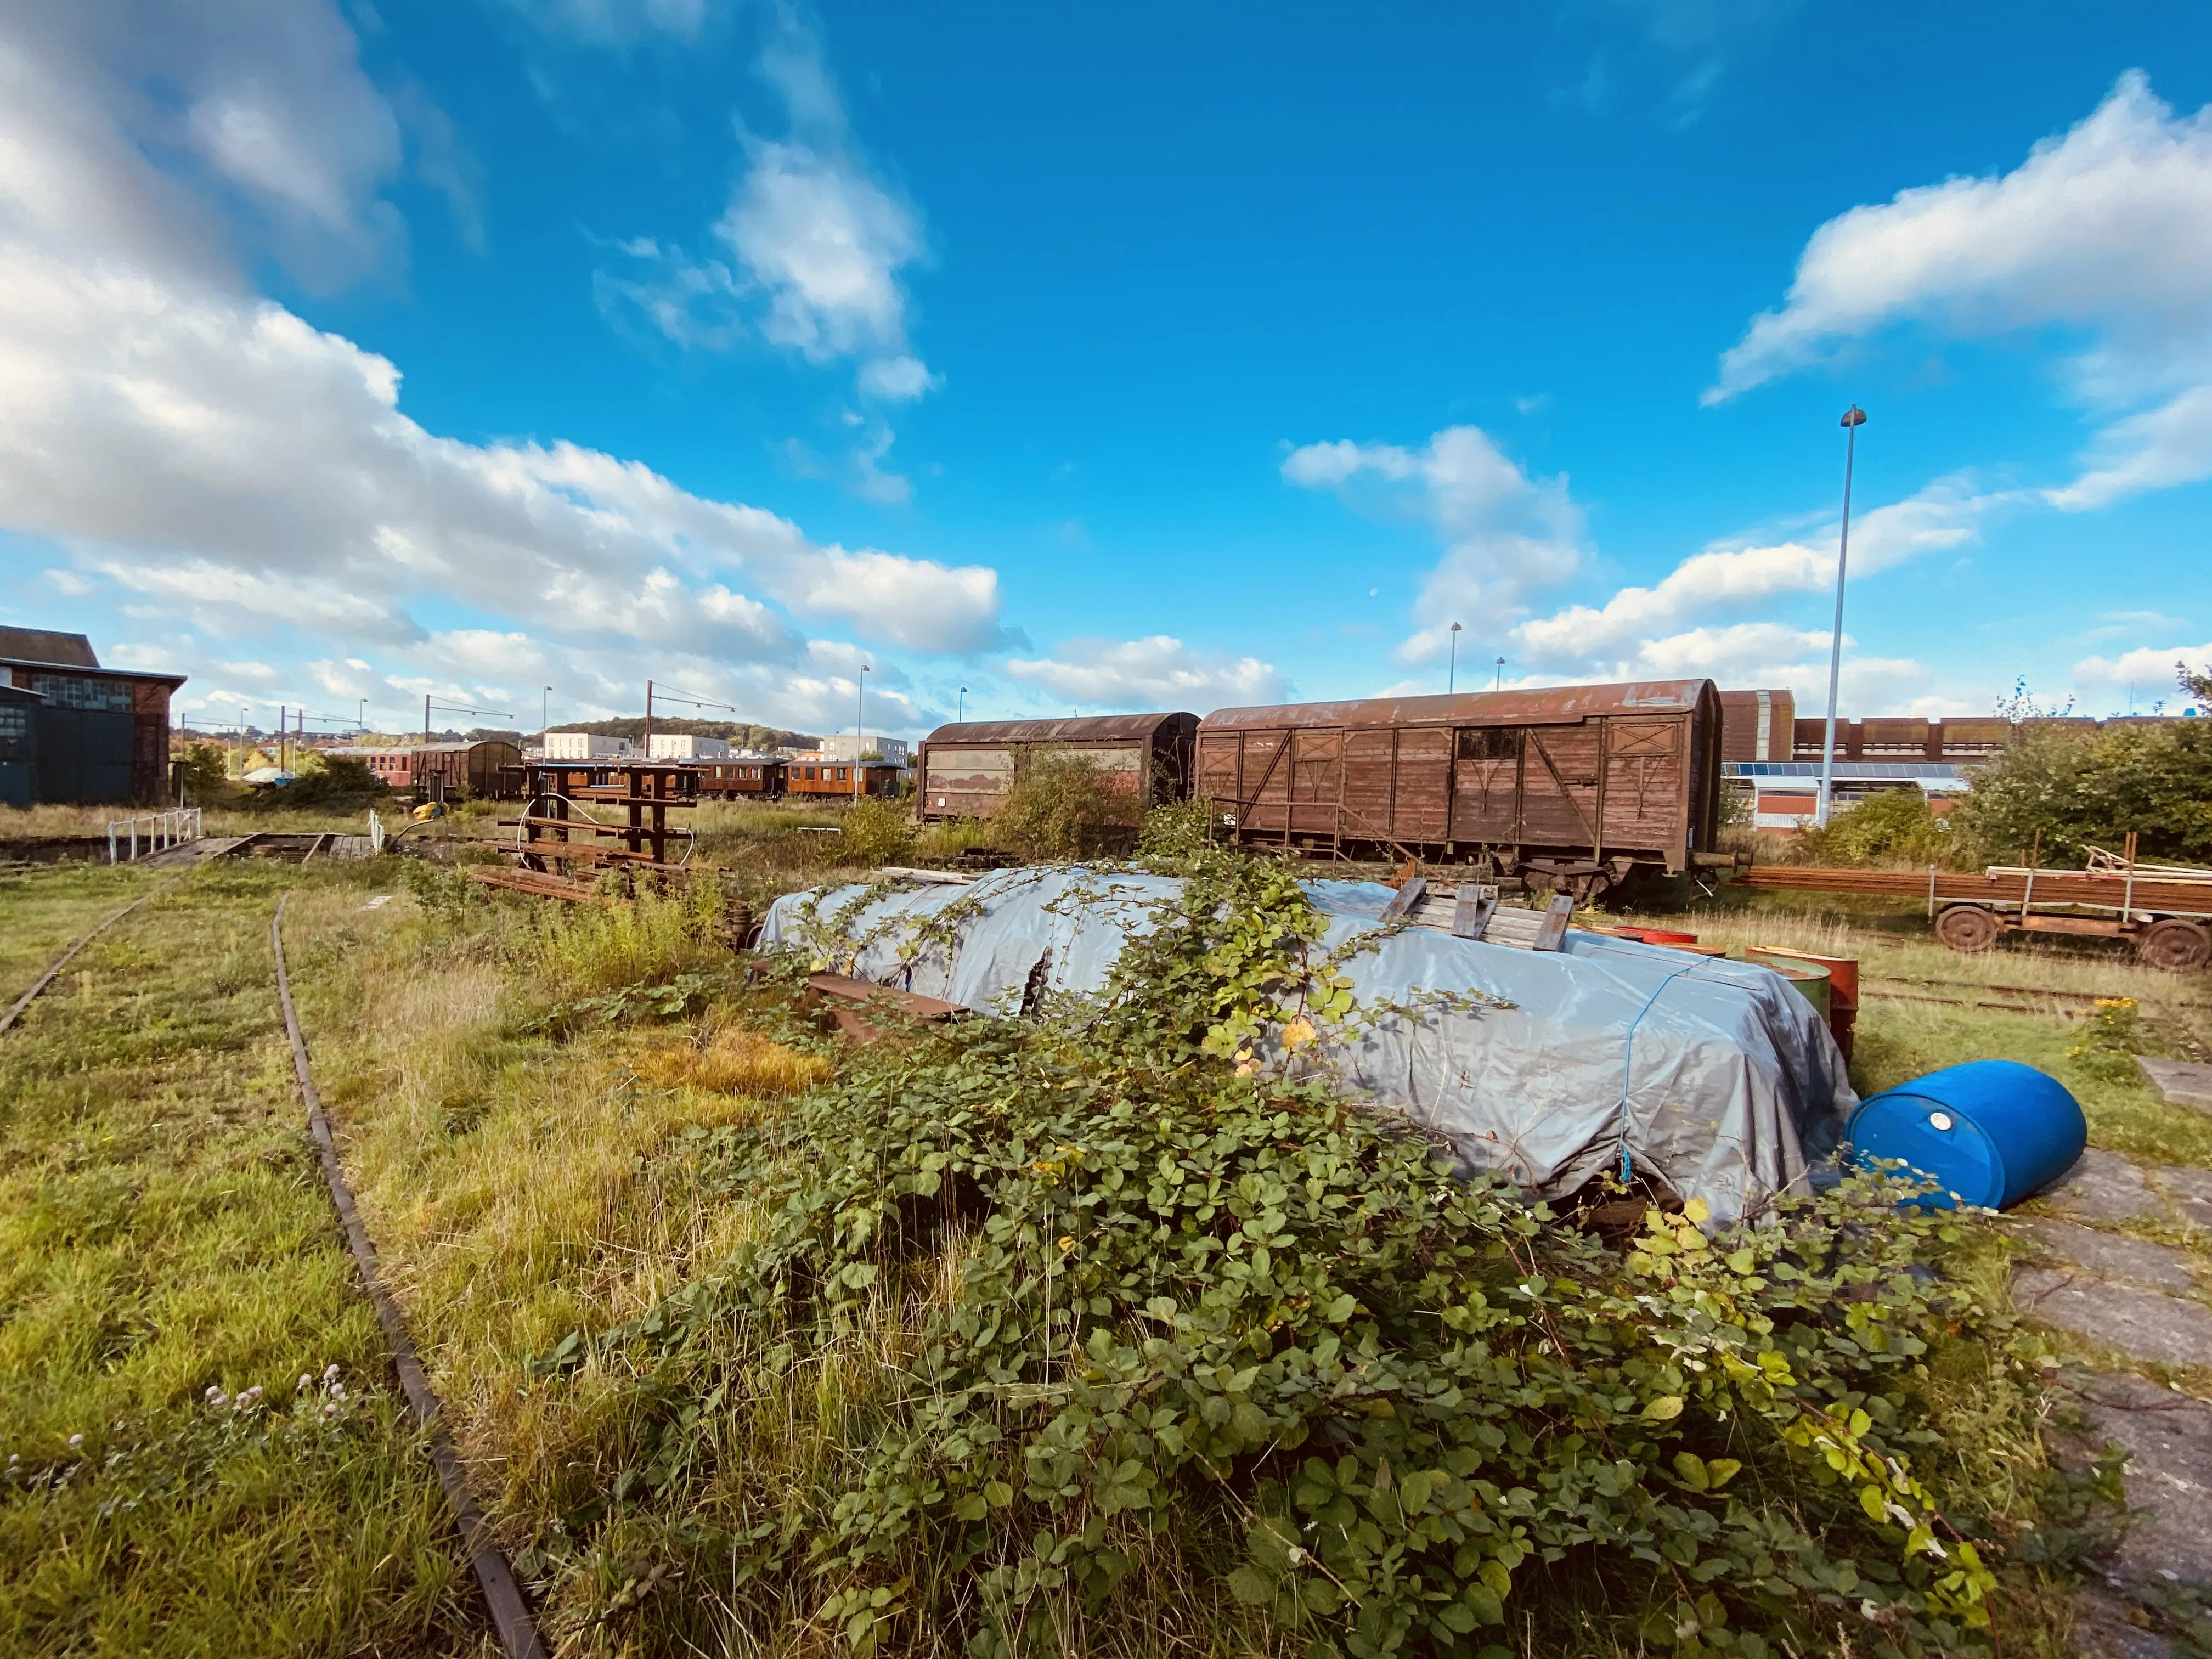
left=0, top=861, right=483, bottom=1657
left=2, top=851, right=2191, bottom=1656
left=0, top=862, right=163, bottom=1009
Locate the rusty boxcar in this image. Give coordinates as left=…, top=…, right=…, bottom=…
left=1194, top=680, right=1724, bottom=894
left=916, top=713, right=1199, bottom=821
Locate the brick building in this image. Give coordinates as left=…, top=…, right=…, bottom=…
left=0, top=628, right=186, bottom=808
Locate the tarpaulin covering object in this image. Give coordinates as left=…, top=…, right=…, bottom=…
left=763, top=868, right=1855, bottom=1223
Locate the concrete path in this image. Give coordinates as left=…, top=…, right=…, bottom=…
left=2137, top=1057, right=2212, bottom=1116
left=2020, top=1149, right=2212, bottom=1656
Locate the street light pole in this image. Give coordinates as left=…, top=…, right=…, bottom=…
left=1494, top=656, right=1504, bottom=691
left=855, top=666, right=870, bottom=802
left=542, top=686, right=551, bottom=735
left=957, top=686, right=966, bottom=724
left=1448, top=622, right=1462, bottom=694
left=1817, top=405, right=1869, bottom=828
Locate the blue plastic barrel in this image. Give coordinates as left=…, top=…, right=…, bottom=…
left=1846, top=1060, right=2086, bottom=1210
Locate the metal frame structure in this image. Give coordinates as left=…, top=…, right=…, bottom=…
left=505, top=759, right=699, bottom=878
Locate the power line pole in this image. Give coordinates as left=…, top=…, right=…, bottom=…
left=1817, top=405, right=1869, bottom=828
left=854, top=665, right=870, bottom=802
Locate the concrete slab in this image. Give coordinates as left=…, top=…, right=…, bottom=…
left=2070, top=1370, right=2212, bottom=1590
left=2040, top=1148, right=2178, bottom=1225
left=2137, top=1057, right=2212, bottom=1115
left=2013, top=1269, right=2212, bottom=1370
left=2026, top=1221, right=2201, bottom=1294
left=2071, top=1587, right=2176, bottom=1659
left=2149, top=1165, right=2212, bottom=1232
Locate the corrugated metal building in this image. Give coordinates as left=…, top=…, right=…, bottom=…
left=0, top=628, right=186, bottom=806
left=0, top=684, right=43, bottom=809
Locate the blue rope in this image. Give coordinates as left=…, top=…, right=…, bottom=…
left=1617, top=961, right=1705, bottom=1184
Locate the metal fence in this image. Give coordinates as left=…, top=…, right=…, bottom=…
left=107, top=806, right=202, bottom=864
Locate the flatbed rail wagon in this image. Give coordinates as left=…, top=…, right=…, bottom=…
left=1735, top=844, right=2212, bottom=969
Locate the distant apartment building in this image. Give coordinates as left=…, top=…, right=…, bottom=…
left=543, top=731, right=636, bottom=760
left=816, top=733, right=910, bottom=764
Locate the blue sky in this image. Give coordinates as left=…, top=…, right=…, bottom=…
left=2, top=1, right=2208, bottom=740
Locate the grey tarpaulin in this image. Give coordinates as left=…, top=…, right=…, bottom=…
left=763, top=868, right=1855, bottom=1223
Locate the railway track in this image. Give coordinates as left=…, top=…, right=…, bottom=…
left=3, top=876, right=543, bottom=1658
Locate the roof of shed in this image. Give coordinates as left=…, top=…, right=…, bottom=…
left=922, top=712, right=1194, bottom=746
left=1199, top=681, right=1713, bottom=733
left=0, top=628, right=99, bottom=668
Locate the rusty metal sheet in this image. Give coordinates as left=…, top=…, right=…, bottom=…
left=1199, top=680, right=1710, bottom=735
left=921, top=713, right=1196, bottom=746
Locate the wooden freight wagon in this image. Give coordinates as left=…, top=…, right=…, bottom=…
left=694, top=758, right=787, bottom=798
left=787, top=758, right=903, bottom=799
left=1195, top=680, right=1724, bottom=895
left=341, top=740, right=522, bottom=800
left=916, top=713, right=1199, bottom=821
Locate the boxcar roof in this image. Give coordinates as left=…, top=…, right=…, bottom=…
left=923, top=712, right=1194, bottom=745
left=1200, top=680, right=1713, bottom=733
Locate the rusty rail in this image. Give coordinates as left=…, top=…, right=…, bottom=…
left=272, top=895, right=546, bottom=1659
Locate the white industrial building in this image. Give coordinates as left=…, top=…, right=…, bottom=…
left=543, top=731, right=635, bottom=760
left=647, top=733, right=732, bottom=760
left=817, top=733, right=910, bottom=764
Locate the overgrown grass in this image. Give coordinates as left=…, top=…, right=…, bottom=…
left=0, top=860, right=162, bottom=1006
left=258, top=853, right=2100, bottom=1659
left=0, top=802, right=386, bottom=841
left=0, top=861, right=480, bottom=1656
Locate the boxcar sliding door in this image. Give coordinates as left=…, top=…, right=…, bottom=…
left=1600, top=718, right=1685, bottom=863
left=1449, top=726, right=1520, bottom=844
left=1519, top=723, right=1602, bottom=855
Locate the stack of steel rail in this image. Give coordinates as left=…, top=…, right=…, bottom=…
left=1735, top=863, right=2212, bottom=918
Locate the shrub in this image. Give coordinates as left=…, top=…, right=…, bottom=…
left=1950, top=719, right=2212, bottom=865
left=1135, top=796, right=1218, bottom=869
left=532, top=887, right=724, bottom=993
left=176, top=741, right=234, bottom=802
left=994, top=749, right=1135, bottom=859
left=839, top=796, right=916, bottom=867
left=526, top=848, right=2062, bottom=1659
left=1796, top=787, right=1953, bottom=867
left=283, top=755, right=389, bottom=811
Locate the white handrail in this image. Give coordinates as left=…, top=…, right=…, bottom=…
left=106, top=806, right=203, bottom=864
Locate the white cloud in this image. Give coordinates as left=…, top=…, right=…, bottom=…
left=595, top=7, right=939, bottom=428
left=592, top=239, right=748, bottom=350
left=848, top=427, right=912, bottom=506
left=2070, top=640, right=2212, bottom=703
left=1, top=1, right=405, bottom=290
left=1282, top=425, right=1583, bottom=663
left=0, top=0, right=1008, bottom=737
left=1006, top=637, right=1284, bottom=711
left=498, top=0, right=712, bottom=44
left=721, top=135, right=922, bottom=364
left=1709, top=72, right=2212, bottom=507
left=1511, top=476, right=2006, bottom=673
left=859, top=354, right=941, bottom=401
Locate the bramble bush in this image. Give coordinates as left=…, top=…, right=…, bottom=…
left=522, top=845, right=2074, bottom=1658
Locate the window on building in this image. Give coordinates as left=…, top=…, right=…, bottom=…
left=27, top=673, right=133, bottom=713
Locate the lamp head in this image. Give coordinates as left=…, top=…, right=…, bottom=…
left=1841, top=405, right=1868, bottom=428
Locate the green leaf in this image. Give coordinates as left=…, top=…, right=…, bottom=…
left=1641, top=1395, right=1686, bottom=1423
left=1226, top=1566, right=1276, bottom=1606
